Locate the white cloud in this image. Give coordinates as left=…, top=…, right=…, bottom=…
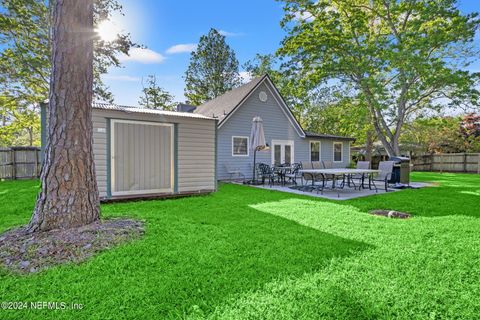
left=102, top=75, right=140, bottom=82
left=293, top=11, right=315, bottom=22
left=239, top=71, right=252, bottom=83
left=119, top=48, right=166, bottom=64
left=218, top=30, right=244, bottom=37
left=166, top=43, right=197, bottom=54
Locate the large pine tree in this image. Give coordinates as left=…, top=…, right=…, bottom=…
left=28, top=0, right=100, bottom=232
left=184, top=28, right=241, bottom=105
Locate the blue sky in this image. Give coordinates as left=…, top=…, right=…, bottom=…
left=101, top=0, right=480, bottom=106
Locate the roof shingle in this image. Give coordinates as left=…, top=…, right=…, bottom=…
left=193, top=75, right=266, bottom=122
left=304, top=131, right=355, bottom=141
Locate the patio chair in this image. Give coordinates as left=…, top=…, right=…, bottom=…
left=258, top=163, right=277, bottom=187
left=275, top=163, right=291, bottom=184
left=311, top=161, right=328, bottom=188
left=300, top=161, right=315, bottom=189
left=371, top=161, right=395, bottom=192
left=351, top=161, right=370, bottom=189
left=318, top=160, right=336, bottom=188
left=225, top=164, right=245, bottom=182
left=322, top=160, right=333, bottom=169
left=285, top=162, right=302, bottom=185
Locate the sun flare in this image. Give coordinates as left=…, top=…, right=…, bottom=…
left=96, top=20, right=119, bottom=42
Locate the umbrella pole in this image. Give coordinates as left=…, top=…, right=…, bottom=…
left=252, top=147, right=257, bottom=183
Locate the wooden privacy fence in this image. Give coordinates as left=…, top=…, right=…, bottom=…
left=412, top=153, right=480, bottom=173
left=0, top=147, right=41, bottom=179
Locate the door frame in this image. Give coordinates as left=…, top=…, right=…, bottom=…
left=271, top=139, right=294, bottom=165
left=110, top=119, right=174, bottom=196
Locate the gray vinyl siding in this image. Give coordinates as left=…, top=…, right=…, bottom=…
left=216, top=82, right=351, bottom=180
left=92, top=109, right=216, bottom=199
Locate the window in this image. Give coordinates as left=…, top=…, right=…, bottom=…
left=274, top=144, right=281, bottom=165
left=285, top=145, right=291, bottom=164
left=333, top=142, right=343, bottom=162
left=232, top=136, right=249, bottom=156
left=310, top=141, right=320, bottom=162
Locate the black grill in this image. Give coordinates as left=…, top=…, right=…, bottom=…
left=389, top=156, right=411, bottom=184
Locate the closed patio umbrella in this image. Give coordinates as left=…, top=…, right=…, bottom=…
left=249, top=116, right=268, bottom=184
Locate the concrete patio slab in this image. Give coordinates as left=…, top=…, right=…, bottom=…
left=231, top=181, right=432, bottom=200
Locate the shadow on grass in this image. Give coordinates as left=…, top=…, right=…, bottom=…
left=0, top=181, right=370, bottom=319
left=344, top=172, right=480, bottom=218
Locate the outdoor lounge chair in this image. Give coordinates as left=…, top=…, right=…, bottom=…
left=371, top=161, right=395, bottom=192
left=225, top=164, right=245, bottom=182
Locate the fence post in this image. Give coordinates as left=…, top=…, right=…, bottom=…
left=11, top=148, right=16, bottom=180
left=440, top=154, right=443, bottom=173
left=477, top=153, right=480, bottom=174
left=463, top=153, right=467, bottom=173
left=34, top=148, right=39, bottom=178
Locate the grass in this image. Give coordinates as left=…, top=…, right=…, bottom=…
left=0, top=172, right=479, bottom=319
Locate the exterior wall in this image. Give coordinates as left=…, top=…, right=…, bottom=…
left=216, top=82, right=351, bottom=180
left=92, top=109, right=216, bottom=199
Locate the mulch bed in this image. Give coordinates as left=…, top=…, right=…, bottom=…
left=369, top=210, right=411, bottom=219
left=0, top=218, right=144, bottom=274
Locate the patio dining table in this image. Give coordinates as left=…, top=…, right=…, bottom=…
left=298, top=168, right=380, bottom=196
left=273, top=165, right=294, bottom=186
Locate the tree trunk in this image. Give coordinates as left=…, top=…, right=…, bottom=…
left=28, top=0, right=100, bottom=233
left=365, top=130, right=373, bottom=161
left=28, top=127, right=33, bottom=146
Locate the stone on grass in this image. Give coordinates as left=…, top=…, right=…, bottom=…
left=369, top=210, right=411, bottom=219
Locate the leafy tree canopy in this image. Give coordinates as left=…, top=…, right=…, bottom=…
left=0, top=0, right=139, bottom=103
left=277, top=0, right=480, bottom=156
left=0, top=0, right=139, bottom=147
left=138, top=75, right=176, bottom=111
left=184, top=28, right=241, bottom=105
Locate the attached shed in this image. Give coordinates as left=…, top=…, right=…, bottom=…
left=41, top=103, right=217, bottom=201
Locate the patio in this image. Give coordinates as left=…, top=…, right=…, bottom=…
left=239, top=180, right=431, bottom=200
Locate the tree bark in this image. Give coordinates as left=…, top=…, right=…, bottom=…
left=365, top=130, right=373, bottom=161
left=28, top=0, right=100, bottom=233
left=28, top=127, right=33, bottom=146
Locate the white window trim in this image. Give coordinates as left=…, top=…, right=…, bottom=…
left=271, top=139, right=295, bottom=165
left=333, top=141, right=343, bottom=163
left=110, top=119, right=174, bottom=196
left=309, top=140, right=321, bottom=162
left=232, top=136, right=249, bottom=157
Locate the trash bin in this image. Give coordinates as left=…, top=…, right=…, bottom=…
left=389, top=156, right=410, bottom=185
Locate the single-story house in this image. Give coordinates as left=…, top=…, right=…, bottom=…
left=189, top=74, right=355, bottom=180
left=40, top=103, right=217, bottom=200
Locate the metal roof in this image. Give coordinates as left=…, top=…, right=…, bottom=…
left=92, top=103, right=215, bottom=120
left=304, top=131, right=356, bottom=141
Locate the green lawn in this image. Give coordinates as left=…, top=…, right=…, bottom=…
left=0, top=172, right=479, bottom=319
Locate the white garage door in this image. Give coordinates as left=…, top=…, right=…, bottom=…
left=111, top=119, right=173, bottom=196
